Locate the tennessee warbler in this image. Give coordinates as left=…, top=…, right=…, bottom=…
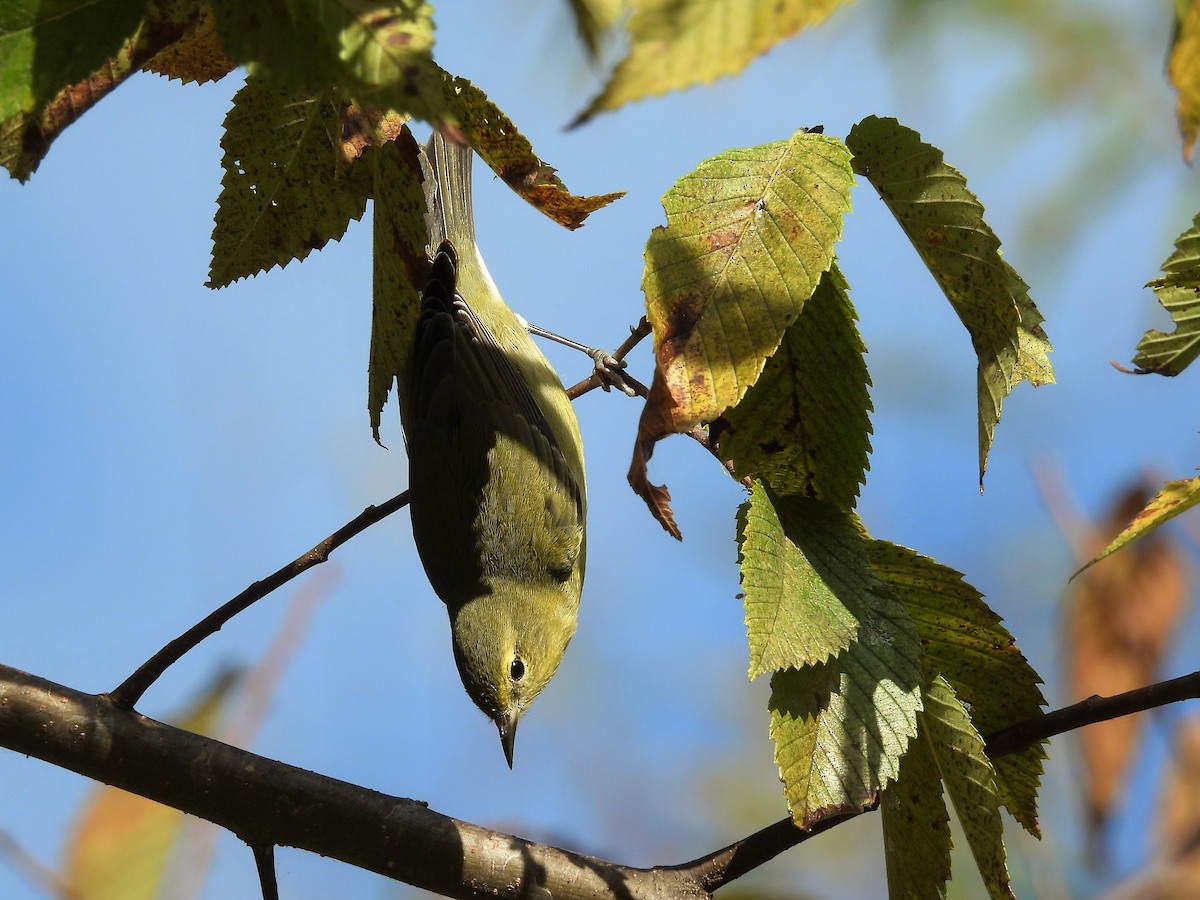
left=404, top=132, right=587, bottom=767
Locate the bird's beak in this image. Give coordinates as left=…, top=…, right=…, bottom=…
left=496, top=713, right=518, bottom=769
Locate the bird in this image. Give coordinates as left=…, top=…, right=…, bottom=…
left=402, top=131, right=587, bottom=767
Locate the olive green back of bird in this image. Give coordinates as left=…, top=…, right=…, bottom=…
left=404, top=132, right=586, bottom=765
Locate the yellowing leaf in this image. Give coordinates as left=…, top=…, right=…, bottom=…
left=369, top=130, right=427, bottom=441
left=869, top=540, right=1046, bottom=835
left=881, top=727, right=952, bottom=900
left=846, top=115, right=1053, bottom=486
left=1126, top=213, right=1200, bottom=375
left=63, top=671, right=238, bottom=900
left=1080, top=475, right=1200, bottom=572
left=1170, top=1, right=1200, bottom=161
left=574, top=0, right=850, bottom=124
left=628, top=130, right=853, bottom=534
left=737, top=481, right=860, bottom=677
left=208, top=76, right=375, bottom=287
left=714, top=262, right=871, bottom=508
left=921, top=676, right=1013, bottom=900
left=565, top=0, right=625, bottom=59
left=441, top=76, right=624, bottom=230
left=142, top=3, right=236, bottom=85
left=763, top=492, right=923, bottom=827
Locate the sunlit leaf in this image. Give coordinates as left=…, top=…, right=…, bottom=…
left=714, top=262, right=871, bottom=508
left=574, top=0, right=850, bottom=124
left=1080, top=475, right=1200, bottom=571
left=764, top=492, right=923, bottom=827
left=737, top=481, right=860, bottom=677
left=1066, top=483, right=1190, bottom=849
left=565, top=0, right=625, bottom=59
left=846, top=115, right=1053, bottom=486
left=869, top=540, right=1046, bottom=836
left=1127, top=213, right=1200, bottom=375
left=629, top=129, right=853, bottom=535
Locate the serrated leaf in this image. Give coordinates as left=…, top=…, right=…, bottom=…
left=208, top=0, right=442, bottom=111
left=627, top=131, right=853, bottom=535
left=714, top=261, right=871, bottom=508
left=846, top=115, right=1053, bottom=486
left=0, top=1, right=172, bottom=181
left=208, top=76, right=375, bottom=287
left=1128, top=213, right=1200, bottom=375
left=737, top=481, right=860, bottom=677
left=142, top=2, right=236, bottom=85
left=922, top=676, right=1013, bottom=900
left=0, top=0, right=148, bottom=123
left=764, top=492, right=923, bottom=827
left=869, top=539, right=1045, bottom=836
left=881, top=718, right=951, bottom=900
left=1079, top=474, right=1200, bottom=573
left=441, top=75, right=624, bottom=230
left=574, top=0, right=849, bottom=124
left=369, top=129, right=427, bottom=441
left=1170, top=1, right=1200, bottom=162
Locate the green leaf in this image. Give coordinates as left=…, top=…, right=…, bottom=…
left=869, top=540, right=1045, bottom=836
left=737, top=481, right=860, bottom=677
left=921, top=676, right=1013, bottom=900
left=881, top=721, right=952, bottom=900
left=0, top=0, right=160, bottom=180
left=208, top=76, right=374, bottom=288
left=0, top=0, right=148, bottom=122
left=642, top=129, right=853, bottom=433
left=764, top=492, right=924, bottom=827
left=574, top=0, right=850, bottom=124
left=1079, top=474, right=1200, bottom=573
left=714, top=262, right=871, bottom=508
left=1128, top=212, right=1200, bottom=375
left=846, top=115, right=1053, bottom=485
left=369, top=129, right=427, bottom=441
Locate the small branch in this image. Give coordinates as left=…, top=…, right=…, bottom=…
left=109, top=491, right=410, bottom=710
left=985, top=668, right=1200, bottom=757
left=250, top=842, right=280, bottom=900
left=565, top=317, right=652, bottom=400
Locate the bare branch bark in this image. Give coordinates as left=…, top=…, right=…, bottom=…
left=10, top=656, right=1200, bottom=897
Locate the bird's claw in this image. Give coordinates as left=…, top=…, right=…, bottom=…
left=589, top=349, right=636, bottom=396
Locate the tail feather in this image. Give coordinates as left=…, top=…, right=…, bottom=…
left=422, top=131, right=476, bottom=252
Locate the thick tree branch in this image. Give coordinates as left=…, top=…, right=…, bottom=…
left=10, top=659, right=1200, bottom=897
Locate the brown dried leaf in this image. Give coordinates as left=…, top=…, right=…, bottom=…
left=627, top=367, right=683, bottom=539
left=1063, top=483, right=1190, bottom=852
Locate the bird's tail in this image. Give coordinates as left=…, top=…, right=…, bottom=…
left=422, top=130, right=476, bottom=253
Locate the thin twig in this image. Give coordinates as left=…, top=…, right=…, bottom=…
left=565, top=316, right=652, bottom=399
left=250, top=842, right=280, bottom=900
left=986, top=668, right=1200, bottom=757
left=108, top=491, right=410, bottom=710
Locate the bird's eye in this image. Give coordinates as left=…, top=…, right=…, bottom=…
left=510, top=657, right=525, bottom=681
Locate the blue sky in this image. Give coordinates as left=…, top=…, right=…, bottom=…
left=3, top=2, right=1200, bottom=897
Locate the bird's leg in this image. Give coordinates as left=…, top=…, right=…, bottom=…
left=523, top=321, right=638, bottom=397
